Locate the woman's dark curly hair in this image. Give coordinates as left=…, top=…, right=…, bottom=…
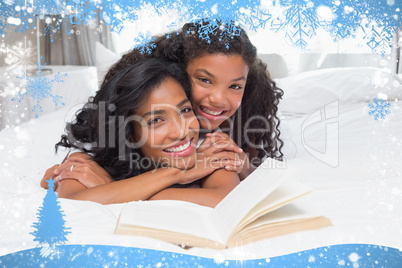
left=56, top=59, right=192, bottom=180
left=104, top=18, right=284, bottom=164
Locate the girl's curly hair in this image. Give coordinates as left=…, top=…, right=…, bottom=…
left=104, top=18, right=284, bottom=164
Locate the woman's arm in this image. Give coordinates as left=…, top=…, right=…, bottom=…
left=57, top=167, right=184, bottom=204
left=148, top=169, right=240, bottom=208
left=56, top=151, right=238, bottom=204
left=40, top=152, right=108, bottom=190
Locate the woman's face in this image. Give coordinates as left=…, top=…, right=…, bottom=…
left=133, top=77, right=199, bottom=170
left=186, top=53, right=249, bottom=130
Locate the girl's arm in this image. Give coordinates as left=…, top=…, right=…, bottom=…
left=239, top=146, right=258, bottom=180
left=148, top=169, right=240, bottom=208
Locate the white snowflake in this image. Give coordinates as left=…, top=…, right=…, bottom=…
left=12, top=58, right=67, bottom=117
left=39, top=243, right=57, bottom=258
left=348, top=252, right=360, bottom=263
left=213, top=252, right=225, bottom=264
left=0, top=36, right=35, bottom=73
left=368, top=98, right=391, bottom=120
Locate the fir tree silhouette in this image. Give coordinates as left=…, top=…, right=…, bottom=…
left=30, top=177, right=71, bottom=253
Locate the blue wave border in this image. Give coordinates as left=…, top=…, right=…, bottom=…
left=1, top=244, right=401, bottom=267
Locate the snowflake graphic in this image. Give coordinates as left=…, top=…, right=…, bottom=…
left=0, top=2, right=35, bottom=36
left=239, top=7, right=273, bottom=32
left=368, top=98, right=391, bottom=120
left=0, top=36, right=35, bottom=74
left=166, top=22, right=180, bottom=39
left=363, top=24, right=393, bottom=56
left=133, top=32, right=157, bottom=55
left=42, top=16, right=62, bottom=43
left=186, top=18, right=242, bottom=49
left=270, top=0, right=322, bottom=49
left=308, top=254, right=316, bottom=263
left=11, top=58, right=67, bottom=118
left=1, top=0, right=402, bottom=54
left=218, top=21, right=242, bottom=48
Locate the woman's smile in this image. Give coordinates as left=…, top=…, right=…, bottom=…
left=163, top=137, right=196, bottom=157
left=134, top=77, right=199, bottom=170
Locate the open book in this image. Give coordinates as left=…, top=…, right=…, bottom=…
left=115, top=158, right=331, bottom=249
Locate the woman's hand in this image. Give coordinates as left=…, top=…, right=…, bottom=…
left=198, top=132, right=253, bottom=180
left=55, top=153, right=113, bottom=188
left=40, top=164, right=60, bottom=189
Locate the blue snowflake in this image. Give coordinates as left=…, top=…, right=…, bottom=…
left=43, top=16, right=62, bottom=43
left=368, top=98, right=391, bottom=120
left=1, top=0, right=402, bottom=53
left=12, top=58, right=67, bottom=118
left=218, top=21, right=242, bottom=48
left=133, top=32, right=157, bottom=55
left=363, top=25, right=393, bottom=56
left=186, top=18, right=242, bottom=48
left=239, top=7, right=273, bottom=32
left=270, top=0, right=323, bottom=49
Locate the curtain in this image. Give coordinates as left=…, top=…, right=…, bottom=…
left=39, top=14, right=115, bottom=66
left=391, top=28, right=401, bottom=74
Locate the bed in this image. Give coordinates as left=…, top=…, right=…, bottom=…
left=1, top=66, right=401, bottom=266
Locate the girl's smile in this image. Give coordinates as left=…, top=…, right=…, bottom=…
left=199, top=106, right=228, bottom=120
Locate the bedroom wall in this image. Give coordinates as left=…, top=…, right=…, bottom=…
left=283, top=53, right=391, bottom=76
left=258, top=52, right=392, bottom=79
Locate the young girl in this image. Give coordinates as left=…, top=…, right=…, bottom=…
left=42, top=18, right=283, bottom=189
left=55, top=58, right=240, bottom=207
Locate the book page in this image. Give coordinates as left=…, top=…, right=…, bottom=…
left=226, top=202, right=331, bottom=248
left=232, top=179, right=312, bottom=233
left=116, top=200, right=225, bottom=244
left=239, top=201, right=323, bottom=231
left=209, top=158, right=295, bottom=243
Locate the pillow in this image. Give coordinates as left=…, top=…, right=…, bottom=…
left=276, top=67, right=402, bottom=115
left=258, top=53, right=289, bottom=79
left=95, top=42, right=121, bottom=86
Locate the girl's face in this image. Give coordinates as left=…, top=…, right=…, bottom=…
left=186, top=53, right=249, bottom=130
left=133, top=77, right=199, bottom=170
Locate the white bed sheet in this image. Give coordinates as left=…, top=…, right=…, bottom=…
left=1, top=87, right=401, bottom=260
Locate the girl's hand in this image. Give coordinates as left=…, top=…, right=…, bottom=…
left=55, top=153, right=113, bottom=188
left=198, top=132, right=253, bottom=180
left=176, top=149, right=243, bottom=185
left=40, top=164, right=60, bottom=189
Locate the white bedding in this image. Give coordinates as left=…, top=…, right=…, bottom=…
left=1, top=67, right=401, bottom=261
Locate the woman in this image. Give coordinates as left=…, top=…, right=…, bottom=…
left=54, top=58, right=240, bottom=207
